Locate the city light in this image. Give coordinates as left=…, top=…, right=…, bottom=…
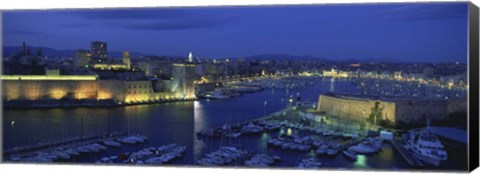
left=1, top=75, right=98, bottom=81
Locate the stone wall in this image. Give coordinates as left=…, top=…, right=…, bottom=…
left=317, top=94, right=464, bottom=125
left=2, top=74, right=197, bottom=103
left=394, top=100, right=449, bottom=124
left=2, top=77, right=98, bottom=100
left=317, top=95, right=396, bottom=123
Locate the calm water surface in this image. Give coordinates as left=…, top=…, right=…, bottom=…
left=3, top=77, right=467, bottom=170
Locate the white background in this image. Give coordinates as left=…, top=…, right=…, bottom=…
left=0, top=0, right=478, bottom=174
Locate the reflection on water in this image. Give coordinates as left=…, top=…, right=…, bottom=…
left=287, top=128, right=293, bottom=136
left=3, top=77, right=467, bottom=170
left=3, top=102, right=195, bottom=164
left=354, top=155, right=368, bottom=168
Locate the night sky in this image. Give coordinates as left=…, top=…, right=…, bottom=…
left=2, top=2, right=469, bottom=63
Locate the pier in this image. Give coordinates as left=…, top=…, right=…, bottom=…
left=389, top=138, right=423, bottom=167
left=3, top=132, right=128, bottom=159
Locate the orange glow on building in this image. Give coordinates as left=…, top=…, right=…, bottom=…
left=24, top=83, right=42, bottom=100
left=49, top=88, right=68, bottom=100
left=98, top=91, right=112, bottom=100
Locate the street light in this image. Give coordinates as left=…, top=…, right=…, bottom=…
left=11, top=120, right=16, bottom=159
left=264, top=101, right=268, bottom=117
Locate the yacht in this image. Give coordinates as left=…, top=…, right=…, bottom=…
left=298, top=158, right=322, bottom=168
left=203, top=91, right=231, bottom=100
left=343, top=150, right=357, bottom=161
left=103, top=140, right=122, bottom=147
left=405, top=129, right=448, bottom=167
left=348, top=142, right=379, bottom=154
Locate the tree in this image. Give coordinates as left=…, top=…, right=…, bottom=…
left=367, top=102, right=384, bottom=125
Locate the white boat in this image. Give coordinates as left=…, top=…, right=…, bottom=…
left=53, top=151, right=71, bottom=160
left=241, top=122, right=264, bottom=133
left=298, top=145, right=311, bottom=151
left=342, top=133, right=359, bottom=139
left=298, top=158, right=322, bottom=168
left=118, top=136, right=138, bottom=144
left=104, top=140, right=122, bottom=147
left=225, top=132, right=241, bottom=138
left=92, top=143, right=108, bottom=151
left=343, top=150, right=357, bottom=161
left=158, top=144, right=177, bottom=152
left=64, top=148, right=80, bottom=156
left=315, top=145, right=328, bottom=155
left=144, top=156, right=167, bottom=164
left=322, top=130, right=333, bottom=136
left=313, top=140, right=324, bottom=147
left=405, top=129, right=448, bottom=167
left=273, top=139, right=283, bottom=146
left=204, top=91, right=231, bottom=100
left=76, top=146, right=92, bottom=153
left=348, top=143, right=379, bottom=154
left=87, top=144, right=101, bottom=153
left=327, top=149, right=338, bottom=156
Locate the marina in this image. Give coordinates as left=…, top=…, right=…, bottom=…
left=3, top=77, right=468, bottom=170
left=5, top=132, right=150, bottom=163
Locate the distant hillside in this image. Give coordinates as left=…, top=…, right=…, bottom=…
left=2, top=46, right=152, bottom=58
left=245, top=54, right=332, bottom=62
left=340, top=57, right=405, bottom=64
left=244, top=54, right=404, bottom=63
left=3, top=46, right=405, bottom=63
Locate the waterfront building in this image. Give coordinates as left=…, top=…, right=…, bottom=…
left=1, top=74, right=99, bottom=101
left=137, top=58, right=172, bottom=78
left=91, top=41, right=108, bottom=63
left=171, top=63, right=196, bottom=99
left=2, top=60, right=197, bottom=103
left=316, top=94, right=466, bottom=125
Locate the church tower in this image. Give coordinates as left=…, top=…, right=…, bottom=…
left=188, top=52, right=193, bottom=63
left=122, top=51, right=131, bottom=70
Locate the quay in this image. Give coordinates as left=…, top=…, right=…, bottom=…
left=389, top=138, right=423, bottom=167
left=3, top=132, right=128, bottom=159
left=198, top=108, right=289, bottom=134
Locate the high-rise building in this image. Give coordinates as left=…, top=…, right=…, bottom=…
left=91, top=41, right=108, bottom=63
left=74, top=49, right=91, bottom=68
left=15, top=42, right=42, bottom=65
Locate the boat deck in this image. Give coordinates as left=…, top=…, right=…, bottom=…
left=4, top=132, right=128, bottom=160
left=389, top=138, right=424, bottom=167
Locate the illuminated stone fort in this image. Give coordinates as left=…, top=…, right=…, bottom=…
left=2, top=62, right=196, bottom=104
left=2, top=75, right=99, bottom=101
left=317, top=94, right=466, bottom=125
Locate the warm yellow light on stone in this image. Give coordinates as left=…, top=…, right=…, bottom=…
left=24, top=84, right=41, bottom=100
left=98, top=91, right=112, bottom=100
left=74, top=93, right=88, bottom=100
left=1, top=75, right=97, bottom=81
left=50, top=88, right=67, bottom=100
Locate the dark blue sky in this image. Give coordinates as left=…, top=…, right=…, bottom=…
left=2, top=2, right=469, bottom=63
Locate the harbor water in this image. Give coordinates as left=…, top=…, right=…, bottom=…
left=2, top=77, right=467, bottom=170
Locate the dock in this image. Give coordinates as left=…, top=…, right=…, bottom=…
left=3, top=132, right=128, bottom=159
left=198, top=108, right=288, bottom=134
left=389, top=138, right=423, bottom=167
